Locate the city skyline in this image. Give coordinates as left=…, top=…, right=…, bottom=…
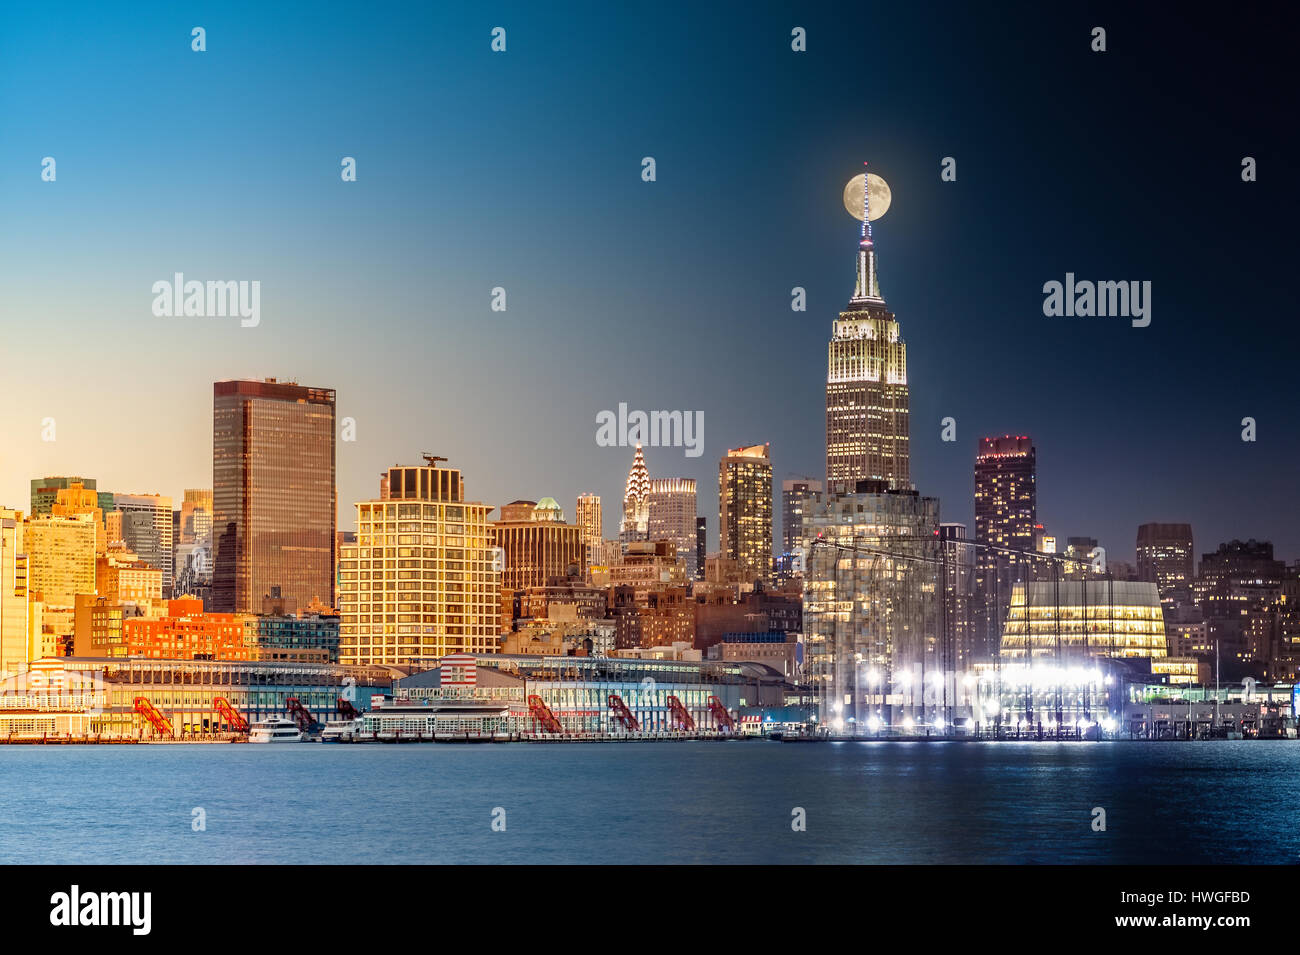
left=2, top=3, right=1294, bottom=565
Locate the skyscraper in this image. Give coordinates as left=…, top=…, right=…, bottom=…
left=647, top=478, right=698, bottom=579
left=338, top=459, right=498, bottom=665
left=113, top=492, right=174, bottom=593
left=973, top=435, right=1037, bottom=659
left=25, top=511, right=97, bottom=607
left=0, top=510, right=29, bottom=678
left=1136, top=523, right=1194, bottom=598
left=619, top=444, right=650, bottom=545
left=211, top=379, right=336, bottom=613
left=492, top=498, right=586, bottom=593
left=695, top=516, right=706, bottom=580
left=719, top=444, right=773, bottom=582
left=781, top=477, right=823, bottom=558
left=1193, top=539, right=1284, bottom=674
left=802, top=486, right=940, bottom=725
left=826, top=165, right=909, bottom=492
left=575, top=493, right=602, bottom=562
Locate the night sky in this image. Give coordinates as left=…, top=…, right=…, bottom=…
left=1, top=2, right=1294, bottom=563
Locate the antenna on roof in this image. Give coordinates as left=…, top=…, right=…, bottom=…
left=422, top=453, right=448, bottom=466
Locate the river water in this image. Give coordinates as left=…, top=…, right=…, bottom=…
left=1, top=740, right=1294, bottom=864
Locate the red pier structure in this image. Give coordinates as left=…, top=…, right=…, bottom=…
left=608, top=694, right=640, bottom=731
left=133, top=697, right=173, bottom=737
left=666, top=695, right=695, bottom=732
left=285, top=696, right=319, bottom=732
left=213, top=696, right=248, bottom=731
left=527, top=694, right=564, bottom=734
left=708, top=695, right=736, bottom=732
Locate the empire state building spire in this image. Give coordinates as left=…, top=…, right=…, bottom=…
left=826, top=161, right=910, bottom=492
left=852, top=162, right=883, bottom=304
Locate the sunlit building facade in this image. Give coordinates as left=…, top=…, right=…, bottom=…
left=113, top=492, right=174, bottom=593
left=339, top=461, right=499, bottom=665
left=0, top=510, right=30, bottom=678
left=826, top=168, right=909, bottom=492
left=25, top=512, right=97, bottom=607
left=51, top=483, right=106, bottom=555
left=212, top=379, right=336, bottom=614
left=30, top=476, right=107, bottom=520
left=575, top=493, right=602, bottom=563
left=492, top=498, right=586, bottom=594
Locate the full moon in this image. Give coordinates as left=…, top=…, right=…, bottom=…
left=843, top=172, right=891, bottom=222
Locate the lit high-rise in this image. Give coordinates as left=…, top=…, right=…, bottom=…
left=338, top=459, right=499, bottom=665
left=647, top=478, right=698, bottom=579
left=719, top=444, right=773, bottom=582
left=1136, top=523, right=1194, bottom=598
left=211, top=379, right=336, bottom=613
left=575, top=493, right=602, bottom=563
left=973, top=435, right=1037, bottom=660
left=826, top=165, right=909, bottom=492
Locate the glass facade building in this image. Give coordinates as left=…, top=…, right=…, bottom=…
left=211, top=379, right=336, bottom=614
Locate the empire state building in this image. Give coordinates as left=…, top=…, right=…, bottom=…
left=825, top=165, right=910, bottom=491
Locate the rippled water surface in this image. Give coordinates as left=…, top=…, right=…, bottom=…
left=1, top=740, right=1294, bottom=864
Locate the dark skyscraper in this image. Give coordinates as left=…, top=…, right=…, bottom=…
left=1193, top=539, right=1284, bottom=676
left=211, top=379, right=336, bottom=613
left=973, top=435, right=1037, bottom=659
left=781, top=478, right=823, bottom=559
left=1136, top=523, right=1194, bottom=598
left=825, top=165, right=909, bottom=492
left=695, top=516, right=706, bottom=580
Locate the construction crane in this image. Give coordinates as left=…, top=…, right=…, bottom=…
left=527, top=694, right=564, bottom=734
left=666, top=695, right=695, bottom=732
left=608, top=694, right=640, bottom=732
left=213, top=696, right=248, bottom=731
left=133, top=697, right=173, bottom=737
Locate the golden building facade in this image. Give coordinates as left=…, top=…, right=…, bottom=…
left=339, top=462, right=499, bottom=665
left=999, top=580, right=1168, bottom=660
left=719, top=444, right=772, bottom=582
left=25, top=513, right=97, bottom=607
left=492, top=498, right=585, bottom=593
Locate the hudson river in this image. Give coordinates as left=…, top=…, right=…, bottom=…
left=2, top=741, right=1297, bottom=864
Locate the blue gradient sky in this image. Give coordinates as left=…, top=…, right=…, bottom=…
left=1, top=2, right=1295, bottom=562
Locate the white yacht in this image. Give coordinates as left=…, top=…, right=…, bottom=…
left=249, top=716, right=306, bottom=743
left=319, top=718, right=360, bottom=742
